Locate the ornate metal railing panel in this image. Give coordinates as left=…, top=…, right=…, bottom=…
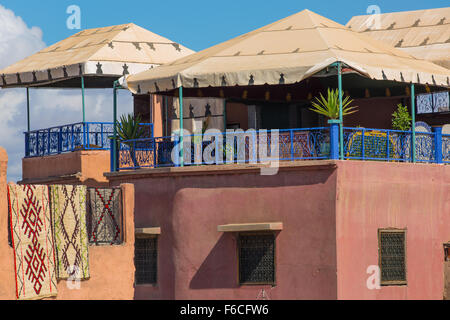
left=25, top=122, right=153, bottom=158
left=443, top=134, right=450, bottom=163
left=343, top=127, right=437, bottom=163
left=117, top=127, right=330, bottom=170
left=415, top=132, right=436, bottom=163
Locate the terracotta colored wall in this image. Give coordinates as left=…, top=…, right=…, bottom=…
left=0, top=148, right=15, bottom=299
left=22, top=150, right=110, bottom=186
left=109, top=163, right=338, bottom=300
left=335, top=161, right=450, bottom=300
left=0, top=147, right=136, bottom=300
left=152, top=95, right=164, bottom=138
left=50, top=184, right=136, bottom=300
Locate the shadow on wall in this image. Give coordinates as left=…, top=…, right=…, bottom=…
left=190, top=232, right=281, bottom=290
left=190, top=234, right=239, bottom=289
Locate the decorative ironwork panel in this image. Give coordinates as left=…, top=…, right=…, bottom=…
left=135, top=237, right=158, bottom=285
left=87, top=188, right=123, bottom=245
left=239, top=234, right=275, bottom=284
left=415, top=132, right=435, bottom=163
left=344, top=128, right=411, bottom=161
left=379, top=231, right=406, bottom=284
left=25, top=122, right=152, bottom=158
left=443, top=135, right=450, bottom=163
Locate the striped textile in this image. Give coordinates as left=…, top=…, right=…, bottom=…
left=50, top=185, right=90, bottom=280
left=7, top=184, right=57, bottom=300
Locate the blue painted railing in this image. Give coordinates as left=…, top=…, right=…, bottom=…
left=115, top=124, right=448, bottom=171
left=25, top=122, right=153, bottom=158
left=343, top=127, right=438, bottom=163
left=117, top=127, right=330, bottom=170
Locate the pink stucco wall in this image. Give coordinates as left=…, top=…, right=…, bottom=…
left=108, top=162, right=339, bottom=300
left=0, top=147, right=136, bottom=300
left=335, top=160, right=450, bottom=300
left=107, top=160, right=449, bottom=300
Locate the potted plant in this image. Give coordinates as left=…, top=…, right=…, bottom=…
left=391, top=103, right=412, bottom=160
left=309, top=88, right=358, bottom=156
left=116, top=113, right=146, bottom=168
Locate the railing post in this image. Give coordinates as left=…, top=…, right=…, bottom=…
left=434, top=127, right=443, bottom=164
left=110, top=138, right=115, bottom=172
left=25, top=132, right=29, bottom=157
left=71, top=125, right=74, bottom=151
left=289, top=130, right=294, bottom=161
left=174, top=135, right=180, bottom=167
left=152, top=139, right=157, bottom=168
left=362, top=128, right=365, bottom=160
left=329, top=120, right=339, bottom=160
left=58, top=127, right=62, bottom=154
left=47, top=128, right=51, bottom=155
left=84, top=122, right=88, bottom=150
left=386, top=131, right=390, bottom=161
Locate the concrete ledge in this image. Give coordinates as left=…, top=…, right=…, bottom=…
left=218, top=222, right=283, bottom=233
left=105, top=160, right=337, bottom=181
left=18, top=172, right=82, bottom=185
left=135, top=227, right=161, bottom=237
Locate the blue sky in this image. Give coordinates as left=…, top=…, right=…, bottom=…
left=1, top=0, right=449, bottom=51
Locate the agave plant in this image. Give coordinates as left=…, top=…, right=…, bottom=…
left=116, top=113, right=146, bottom=167
left=117, top=113, right=146, bottom=141
left=310, top=88, right=358, bottom=120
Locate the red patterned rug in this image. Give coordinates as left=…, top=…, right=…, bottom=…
left=7, top=184, right=57, bottom=300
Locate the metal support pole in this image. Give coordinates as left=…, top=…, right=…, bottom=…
left=434, top=127, right=443, bottom=164
left=411, top=83, right=416, bottom=163
left=179, top=86, right=184, bottom=167
left=81, top=76, right=86, bottom=123
left=223, top=99, right=227, bottom=131
left=26, top=87, right=30, bottom=132
left=338, top=62, right=344, bottom=160
left=164, top=96, right=168, bottom=136
left=112, top=80, right=119, bottom=172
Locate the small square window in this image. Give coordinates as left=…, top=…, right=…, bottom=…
left=135, top=237, right=158, bottom=285
left=378, top=230, right=407, bottom=286
left=238, top=233, right=275, bottom=285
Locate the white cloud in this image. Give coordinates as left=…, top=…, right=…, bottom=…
left=0, top=5, right=133, bottom=182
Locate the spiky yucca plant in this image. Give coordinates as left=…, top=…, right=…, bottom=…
left=117, top=113, right=146, bottom=142
left=310, top=88, right=358, bottom=120
left=116, top=113, right=146, bottom=167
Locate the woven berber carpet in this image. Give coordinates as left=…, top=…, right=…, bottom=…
left=87, top=188, right=123, bottom=245
left=7, top=184, right=58, bottom=300
left=51, top=185, right=90, bottom=280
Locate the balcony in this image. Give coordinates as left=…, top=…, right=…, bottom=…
left=115, top=125, right=450, bottom=171
left=25, top=122, right=153, bottom=158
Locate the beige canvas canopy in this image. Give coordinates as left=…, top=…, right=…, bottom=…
left=125, top=9, right=450, bottom=95
left=0, top=23, right=194, bottom=88
left=347, top=7, right=450, bottom=69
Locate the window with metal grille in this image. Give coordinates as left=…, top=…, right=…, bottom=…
left=379, top=230, right=407, bottom=285
left=135, top=237, right=158, bottom=285
left=238, top=234, right=275, bottom=285
left=87, top=188, right=123, bottom=245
